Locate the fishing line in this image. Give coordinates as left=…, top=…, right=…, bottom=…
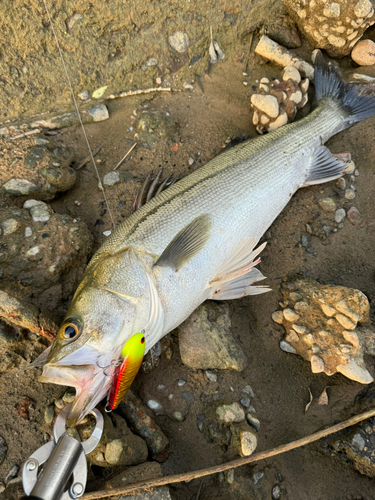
left=42, top=0, right=115, bottom=227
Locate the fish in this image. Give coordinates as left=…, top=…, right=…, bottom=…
left=37, top=52, right=375, bottom=425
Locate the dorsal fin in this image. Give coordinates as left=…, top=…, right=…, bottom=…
left=155, top=214, right=212, bottom=271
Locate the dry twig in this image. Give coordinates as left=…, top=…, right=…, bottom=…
left=82, top=407, right=375, bottom=499
left=113, top=142, right=137, bottom=170
left=9, top=129, right=42, bottom=140
left=77, top=143, right=105, bottom=170
left=108, top=88, right=173, bottom=100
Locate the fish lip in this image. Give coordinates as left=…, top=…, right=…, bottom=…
left=40, top=362, right=112, bottom=425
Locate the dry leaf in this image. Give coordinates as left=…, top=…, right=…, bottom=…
left=305, top=387, right=313, bottom=413
left=318, top=387, right=329, bottom=406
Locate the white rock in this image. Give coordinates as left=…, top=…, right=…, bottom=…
left=335, top=208, right=346, bottom=223
left=168, top=31, right=189, bottom=53
left=147, top=399, right=162, bottom=411
left=205, top=370, right=217, bottom=382
left=293, top=324, right=306, bottom=334
left=335, top=313, right=357, bottom=330
left=271, top=311, right=284, bottom=324
left=23, top=199, right=45, bottom=209
left=345, top=188, right=356, bottom=200
left=1, top=218, right=18, bottom=235
left=311, top=355, right=325, bottom=373
left=260, top=77, right=269, bottom=84
left=290, top=90, right=302, bottom=104
left=216, top=403, right=245, bottom=422
left=250, top=94, right=279, bottom=118
left=27, top=246, right=40, bottom=256
left=323, top=3, right=341, bottom=18
left=283, top=308, right=300, bottom=323
left=259, top=83, right=269, bottom=92
left=283, top=66, right=301, bottom=84
left=252, top=111, right=259, bottom=125
left=300, top=78, right=309, bottom=93
left=337, top=359, right=374, bottom=383
left=327, top=35, right=346, bottom=48
left=105, top=439, right=123, bottom=464
left=354, top=0, right=373, bottom=18
left=25, top=227, right=32, bottom=237
left=268, top=112, right=288, bottom=131
left=240, top=430, right=257, bottom=456
left=280, top=340, right=297, bottom=353
left=260, top=114, right=270, bottom=125
left=102, top=171, right=120, bottom=187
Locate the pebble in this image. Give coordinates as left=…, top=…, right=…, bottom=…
left=352, top=39, right=375, bottom=65
left=102, top=171, right=120, bottom=187
left=147, top=399, right=162, bottom=411
left=240, top=430, right=257, bottom=456
left=33, top=137, right=50, bottom=146
left=24, top=227, right=32, bottom=237
left=216, top=402, right=245, bottom=422
left=347, top=206, right=362, bottom=225
left=156, top=77, right=162, bottom=85
left=205, top=370, right=217, bottom=382
left=224, top=469, right=235, bottom=484
left=335, top=208, right=346, bottom=223
left=78, top=90, right=89, bottom=100
left=318, top=197, right=336, bottom=212
left=336, top=177, right=346, bottom=190
left=5, top=465, right=18, bottom=483
left=252, top=470, right=264, bottom=485
left=177, top=379, right=186, bottom=387
left=240, top=397, right=250, bottom=408
left=197, top=420, right=205, bottom=432
left=88, top=104, right=109, bottom=122
left=242, top=385, right=255, bottom=398
left=301, top=234, right=309, bottom=247
left=0, top=483, right=4, bottom=493
left=352, top=432, right=365, bottom=451
left=251, top=94, right=279, bottom=118
left=183, top=82, right=194, bottom=90
left=105, top=439, right=123, bottom=464
left=181, top=391, right=195, bottom=403
left=142, top=57, right=158, bottom=70
left=247, top=413, right=261, bottom=431
left=1, top=218, right=18, bottom=235
left=30, top=204, right=51, bottom=222
left=0, top=436, right=8, bottom=466
left=282, top=65, right=301, bottom=83
left=344, top=188, right=356, bottom=200
left=44, top=404, right=55, bottom=424
left=272, top=311, right=283, bottom=324
left=283, top=308, right=300, bottom=322
left=168, top=31, right=190, bottom=53
left=280, top=340, right=297, bottom=353
left=54, top=398, right=65, bottom=409
left=188, top=157, right=194, bottom=166
left=272, top=484, right=282, bottom=500
left=2, top=178, right=38, bottom=195
left=27, top=246, right=40, bottom=257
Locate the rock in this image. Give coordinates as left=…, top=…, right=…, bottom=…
left=44, top=404, right=55, bottom=424
left=183, top=82, right=194, bottom=90
left=0, top=205, right=93, bottom=307
left=239, top=429, right=258, bottom=456
left=272, top=277, right=375, bottom=383
left=0, top=483, right=4, bottom=493
left=332, top=416, right=375, bottom=477
left=272, top=311, right=284, bottom=324
left=272, top=484, right=282, bottom=500
left=117, top=391, right=169, bottom=461
left=282, top=0, right=375, bottom=57
left=347, top=206, right=363, bottom=225
left=352, top=39, right=375, bottom=65
left=345, top=188, right=356, bottom=200
left=134, top=109, right=176, bottom=146
left=0, top=436, right=8, bottom=465
left=118, top=486, right=172, bottom=500
left=336, top=177, right=346, bottom=190
left=102, top=171, right=120, bottom=187
left=63, top=389, right=76, bottom=404
left=0, top=137, right=76, bottom=201
left=283, top=65, right=301, bottom=83
left=205, top=370, right=217, bottom=382
left=318, top=197, right=336, bottom=212
left=179, top=302, right=248, bottom=371
left=147, top=399, right=162, bottom=411
left=240, top=397, right=250, bottom=408
left=216, top=402, right=245, bottom=423
left=0, top=218, right=18, bottom=235
left=168, top=31, right=189, bottom=53
left=247, top=413, right=261, bottom=431
left=54, top=397, right=65, bottom=409
left=283, top=308, right=300, bottom=322
left=335, top=208, right=346, bottom=223
left=5, top=465, right=18, bottom=483
left=251, top=94, right=279, bottom=118
left=81, top=412, right=148, bottom=467
left=242, top=385, right=255, bottom=397
left=78, top=90, right=89, bottom=100
left=224, top=468, right=235, bottom=484
left=266, top=14, right=301, bottom=49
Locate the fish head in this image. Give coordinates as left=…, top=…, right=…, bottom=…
left=40, top=250, right=152, bottom=426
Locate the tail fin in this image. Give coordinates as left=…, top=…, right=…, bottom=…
left=314, top=50, right=375, bottom=128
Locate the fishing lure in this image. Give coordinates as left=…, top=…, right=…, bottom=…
left=106, top=333, right=146, bottom=411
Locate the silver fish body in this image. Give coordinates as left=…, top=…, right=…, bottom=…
left=39, top=53, right=375, bottom=424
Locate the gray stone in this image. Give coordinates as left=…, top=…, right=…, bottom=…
left=240, top=397, right=250, bottom=408
left=345, top=188, right=356, bottom=200
left=102, top=171, right=120, bottom=187
left=181, top=391, right=194, bottom=403
left=33, top=137, right=50, bottom=146
left=177, top=379, right=186, bottom=386
left=301, top=234, right=309, bottom=247
left=272, top=484, right=282, bottom=499
left=242, top=385, right=255, bottom=397
left=147, top=399, right=162, bottom=411
left=205, top=370, right=217, bottom=382
left=318, top=197, right=336, bottom=212
left=0, top=436, right=8, bottom=466
left=352, top=432, right=365, bottom=451
left=44, top=404, right=54, bottom=424
left=119, top=486, right=172, bottom=500
left=172, top=411, right=185, bottom=421
left=23, top=199, right=44, bottom=209
left=247, top=413, right=261, bottom=431
left=335, top=208, right=346, bottom=223
left=216, top=402, right=245, bottom=423
left=224, top=468, right=235, bottom=484
left=1, top=218, right=18, bottom=235
left=78, top=90, right=89, bottom=100
left=239, top=429, right=257, bottom=456
left=87, top=104, right=109, bottom=122
left=179, top=302, right=248, bottom=371
left=5, top=465, right=18, bottom=483
left=142, top=57, right=158, bottom=70
left=168, top=31, right=189, bottom=53
left=252, top=470, right=265, bottom=485
left=2, top=178, right=38, bottom=195
left=30, top=204, right=51, bottom=222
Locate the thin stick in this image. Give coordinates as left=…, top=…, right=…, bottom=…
left=243, top=32, right=254, bottom=74
left=113, top=142, right=137, bottom=170
left=77, top=143, right=105, bottom=170
left=108, top=88, right=172, bottom=100
left=82, top=407, right=375, bottom=499
left=9, top=128, right=42, bottom=140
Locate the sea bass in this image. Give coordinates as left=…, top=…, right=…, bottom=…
left=38, top=52, right=375, bottom=425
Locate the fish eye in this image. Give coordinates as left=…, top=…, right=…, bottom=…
left=60, top=320, right=81, bottom=340
left=141, top=337, right=145, bottom=344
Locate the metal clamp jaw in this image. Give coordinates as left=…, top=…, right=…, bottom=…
left=22, top=404, right=103, bottom=500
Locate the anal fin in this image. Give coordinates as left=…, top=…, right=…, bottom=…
left=207, top=237, right=270, bottom=300
left=303, top=145, right=346, bottom=186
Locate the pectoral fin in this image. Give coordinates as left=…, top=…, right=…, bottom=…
left=155, top=214, right=212, bottom=271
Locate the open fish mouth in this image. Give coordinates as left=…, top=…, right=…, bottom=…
left=39, top=362, right=113, bottom=426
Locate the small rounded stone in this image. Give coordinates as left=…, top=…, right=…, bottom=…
left=345, top=188, right=356, bottom=200
left=336, top=313, right=356, bottom=330
left=311, top=355, right=325, bottom=373
left=44, top=405, right=54, bottom=424
left=105, top=439, right=123, bottom=464
left=250, top=94, right=279, bottom=118
left=268, top=112, right=288, bottom=131
left=1, top=219, right=18, bottom=235
left=216, top=403, right=245, bottom=423
left=280, top=340, right=297, bottom=353
left=102, top=171, right=120, bottom=187
left=336, top=177, right=346, bottom=190
left=168, top=31, right=190, bottom=53
left=63, top=389, right=75, bottom=404
left=335, top=208, right=346, bottom=223
left=240, top=430, right=257, bottom=456
left=272, top=311, right=284, bottom=324
left=347, top=206, right=362, bottom=225
left=283, top=66, right=301, bottom=83
left=323, top=3, right=341, bottom=18
left=283, top=308, right=300, bottom=323
left=318, top=197, right=336, bottom=212
left=352, top=39, right=375, bottom=65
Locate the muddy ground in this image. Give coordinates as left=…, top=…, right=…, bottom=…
left=1, top=32, right=375, bottom=500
